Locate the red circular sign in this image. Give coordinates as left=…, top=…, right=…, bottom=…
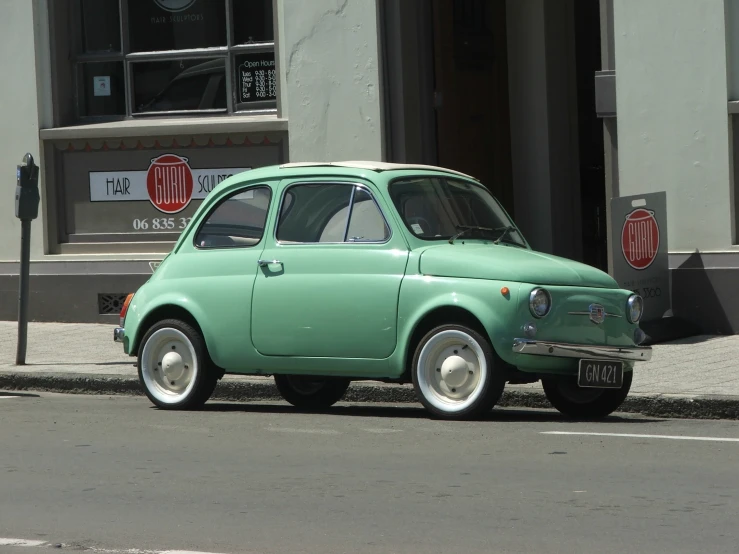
left=146, top=154, right=194, bottom=214
left=621, top=208, right=660, bottom=270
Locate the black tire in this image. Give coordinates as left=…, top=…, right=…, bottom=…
left=411, top=324, right=506, bottom=420
left=273, top=375, right=351, bottom=409
left=542, top=370, right=633, bottom=419
left=137, top=318, right=219, bottom=410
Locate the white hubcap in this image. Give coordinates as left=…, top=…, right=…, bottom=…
left=417, top=329, right=488, bottom=413
left=140, top=328, right=198, bottom=404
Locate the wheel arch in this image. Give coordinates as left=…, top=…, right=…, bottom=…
left=130, top=301, right=223, bottom=376
left=399, top=300, right=506, bottom=381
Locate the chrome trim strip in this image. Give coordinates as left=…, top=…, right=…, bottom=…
left=512, top=339, right=652, bottom=362
left=568, top=311, right=622, bottom=318
left=114, top=328, right=125, bottom=343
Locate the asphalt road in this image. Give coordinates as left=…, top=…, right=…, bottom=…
left=1, top=392, right=738, bottom=554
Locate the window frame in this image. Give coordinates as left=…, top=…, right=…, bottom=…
left=69, top=0, right=277, bottom=123
left=192, top=184, right=273, bottom=250
left=274, top=181, right=394, bottom=246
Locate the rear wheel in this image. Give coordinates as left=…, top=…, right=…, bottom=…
left=137, top=319, right=218, bottom=410
left=542, top=371, right=633, bottom=419
left=411, top=324, right=505, bottom=420
left=274, top=375, right=351, bottom=409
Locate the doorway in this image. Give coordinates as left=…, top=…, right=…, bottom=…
left=430, top=0, right=514, bottom=214
left=380, top=0, right=608, bottom=267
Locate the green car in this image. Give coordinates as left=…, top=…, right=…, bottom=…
left=114, top=161, right=652, bottom=420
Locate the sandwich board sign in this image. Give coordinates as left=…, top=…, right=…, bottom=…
left=610, top=191, right=670, bottom=323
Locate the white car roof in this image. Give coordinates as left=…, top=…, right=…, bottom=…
left=279, top=160, right=478, bottom=181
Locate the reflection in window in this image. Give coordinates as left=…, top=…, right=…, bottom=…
left=346, top=189, right=390, bottom=242
left=195, top=187, right=271, bottom=249
left=133, top=58, right=226, bottom=113
left=233, top=0, right=274, bottom=44
left=277, top=184, right=389, bottom=243
left=80, top=0, right=121, bottom=52
left=128, top=0, right=227, bottom=52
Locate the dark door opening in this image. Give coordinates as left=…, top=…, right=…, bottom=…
left=574, top=0, right=607, bottom=271
left=430, top=0, right=514, bottom=215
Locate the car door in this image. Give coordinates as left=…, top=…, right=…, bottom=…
left=250, top=179, right=410, bottom=359
left=167, top=183, right=273, bottom=369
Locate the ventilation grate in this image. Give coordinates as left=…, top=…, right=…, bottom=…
left=98, top=293, right=128, bottom=315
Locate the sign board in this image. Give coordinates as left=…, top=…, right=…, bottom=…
left=89, top=154, right=250, bottom=214
left=610, top=192, right=670, bottom=322
left=238, top=52, right=277, bottom=103
left=93, top=76, right=111, bottom=97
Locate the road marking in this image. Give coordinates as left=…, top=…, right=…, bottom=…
left=0, top=538, right=229, bottom=553
left=361, top=428, right=403, bottom=434
left=541, top=431, right=739, bottom=443
left=0, top=539, right=47, bottom=547
left=0, top=396, right=21, bottom=400
left=268, top=427, right=340, bottom=435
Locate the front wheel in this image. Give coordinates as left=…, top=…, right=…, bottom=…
left=274, top=375, right=351, bottom=409
left=542, top=371, right=633, bottom=419
left=137, top=319, right=219, bottom=410
left=411, top=324, right=505, bottom=420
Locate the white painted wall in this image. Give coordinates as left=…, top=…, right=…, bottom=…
left=0, top=0, right=45, bottom=261
left=280, top=0, right=384, bottom=162
left=613, top=0, right=732, bottom=251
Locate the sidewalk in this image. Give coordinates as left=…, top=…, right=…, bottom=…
left=2, top=321, right=739, bottom=419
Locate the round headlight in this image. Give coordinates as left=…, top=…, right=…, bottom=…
left=529, top=288, right=551, bottom=318
left=627, top=294, right=644, bottom=323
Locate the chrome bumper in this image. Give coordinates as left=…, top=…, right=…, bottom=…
left=114, top=327, right=125, bottom=343
left=512, top=339, right=652, bottom=362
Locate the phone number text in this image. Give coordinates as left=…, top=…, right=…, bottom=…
left=132, top=217, right=192, bottom=231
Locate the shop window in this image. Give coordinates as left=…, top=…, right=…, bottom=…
left=67, top=0, right=276, bottom=120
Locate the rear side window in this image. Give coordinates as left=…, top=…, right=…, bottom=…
left=276, top=183, right=390, bottom=243
left=195, top=186, right=271, bottom=249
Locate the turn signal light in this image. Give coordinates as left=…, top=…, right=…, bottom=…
left=119, top=293, right=134, bottom=327
left=501, top=287, right=510, bottom=296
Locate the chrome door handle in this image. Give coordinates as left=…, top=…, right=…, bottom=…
left=258, top=259, right=282, bottom=267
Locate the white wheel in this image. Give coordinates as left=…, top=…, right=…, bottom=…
left=137, top=319, right=218, bottom=410
left=412, top=324, right=505, bottom=419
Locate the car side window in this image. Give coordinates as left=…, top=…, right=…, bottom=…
left=195, top=186, right=271, bottom=249
left=276, top=183, right=390, bottom=243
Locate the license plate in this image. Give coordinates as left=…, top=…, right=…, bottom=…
left=577, top=359, right=623, bottom=388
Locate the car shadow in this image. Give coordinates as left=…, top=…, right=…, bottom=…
left=197, top=401, right=664, bottom=424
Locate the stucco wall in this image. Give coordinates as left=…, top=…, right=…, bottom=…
left=280, top=0, right=384, bottom=162
left=613, top=0, right=732, bottom=252
left=0, top=0, right=45, bottom=261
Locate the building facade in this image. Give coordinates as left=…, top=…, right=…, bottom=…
left=0, top=0, right=736, bottom=334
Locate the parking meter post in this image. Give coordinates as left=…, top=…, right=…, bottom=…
left=14, top=153, right=39, bottom=366
left=16, top=218, right=31, bottom=365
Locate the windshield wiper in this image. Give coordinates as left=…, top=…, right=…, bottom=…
left=493, top=225, right=524, bottom=246
left=448, top=225, right=496, bottom=244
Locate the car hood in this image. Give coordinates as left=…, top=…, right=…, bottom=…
left=418, top=243, right=618, bottom=288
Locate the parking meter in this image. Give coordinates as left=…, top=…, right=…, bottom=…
left=14, top=152, right=40, bottom=366
left=15, top=153, right=39, bottom=221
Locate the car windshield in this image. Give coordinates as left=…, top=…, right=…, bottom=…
left=388, top=176, right=527, bottom=247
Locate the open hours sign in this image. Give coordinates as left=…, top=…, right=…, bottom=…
left=610, top=192, right=670, bottom=322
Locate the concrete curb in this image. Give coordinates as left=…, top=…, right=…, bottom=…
left=1, top=371, right=738, bottom=420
